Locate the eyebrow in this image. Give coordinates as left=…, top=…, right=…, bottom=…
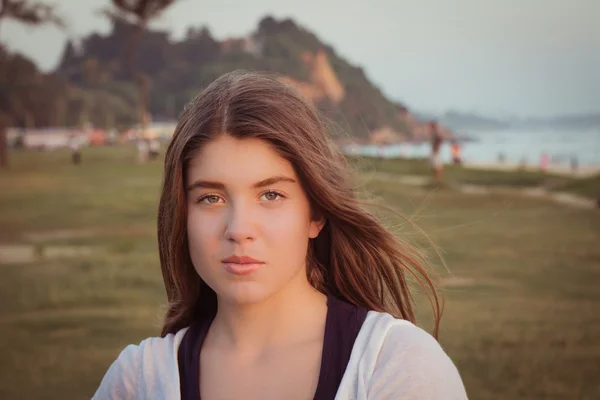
left=187, top=175, right=297, bottom=192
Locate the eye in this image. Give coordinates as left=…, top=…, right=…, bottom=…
left=259, top=190, right=285, bottom=201
left=197, top=194, right=224, bottom=204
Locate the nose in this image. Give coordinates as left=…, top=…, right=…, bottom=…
left=224, top=201, right=256, bottom=244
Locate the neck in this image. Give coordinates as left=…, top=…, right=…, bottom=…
left=210, top=270, right=327, bottom=354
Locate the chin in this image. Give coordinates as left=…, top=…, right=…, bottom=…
left=217, top=281, right=274, bottom=306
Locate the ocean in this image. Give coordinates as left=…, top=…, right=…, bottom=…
left=344, top=127, right=600, bottom=168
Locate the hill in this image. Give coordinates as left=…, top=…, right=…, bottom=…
left=4, top=16, right=447, bottom=142
left=511, top=113, right=600, bottom=130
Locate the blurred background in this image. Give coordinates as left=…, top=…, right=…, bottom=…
left=0, top=1, right=599, bottom=399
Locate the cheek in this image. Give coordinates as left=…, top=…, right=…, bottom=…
left=267, top=211, right=309, bottom=236
left=187, top=209, right=222, bottom=264
left=263, top=207, right=312, bottom=255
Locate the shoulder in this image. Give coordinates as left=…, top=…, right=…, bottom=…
left=356, top=311, right=468, bottom=399
left=92, top=328, right=188, bottom=400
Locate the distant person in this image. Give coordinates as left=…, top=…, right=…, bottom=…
left=14, top=129, right=26, bottom=150
left=69, top=134, right=81, bottom=165
left=106, top=129, right=118, bottom=146
left=93, top=72, right=467, bottom=400
left=519, top=156, right=528, bottom=170
left=570, top=155, right=579, bottom=174
left=451, top=140, right=462, bottom=165
left=540, top=152, right=549, bottom=173
left=429, top=121, right=444, bottom=181
left=137, top=138, right=149, bottom=163
left=498, top=152, right=506, bottom=164
left=149, top=138, right=160, bottom=160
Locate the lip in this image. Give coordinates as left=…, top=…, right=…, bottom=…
left=221, top=255, right=264, bottom=276
left=222, top=255, right=263, bottom=264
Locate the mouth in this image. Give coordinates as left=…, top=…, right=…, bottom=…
left=221, top=255, right=264, bottom=276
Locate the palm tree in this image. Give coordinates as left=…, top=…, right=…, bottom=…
left=0, top=0, right=64, bottom=169
left=0, top=0, right=63, bottom=26
left=108, top=0, right=176, bottom=135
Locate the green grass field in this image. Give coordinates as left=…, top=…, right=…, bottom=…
left=1, top=146, right=599, bottom=399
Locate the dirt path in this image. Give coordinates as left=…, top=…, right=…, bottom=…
left=0, top=244, right=98, bottom=264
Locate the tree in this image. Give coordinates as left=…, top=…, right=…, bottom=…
left=0, top=0, right=64, bottom=169
left=0, top=0, right=63, bottom=26
left=107, top=0, right=176, bottom=133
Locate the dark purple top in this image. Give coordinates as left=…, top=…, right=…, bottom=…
left=177, top=295, right=368, bottom=400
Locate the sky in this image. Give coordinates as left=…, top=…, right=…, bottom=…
left=1, top=0, right=599, bottom=118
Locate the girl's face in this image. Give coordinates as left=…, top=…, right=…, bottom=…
left=186, top=135, right=323, bottom=305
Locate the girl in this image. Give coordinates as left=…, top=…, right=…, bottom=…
left=93, top=71, right=467, bottom=399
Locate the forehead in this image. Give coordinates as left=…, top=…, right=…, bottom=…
left=186, top=135, right=297, bottom=185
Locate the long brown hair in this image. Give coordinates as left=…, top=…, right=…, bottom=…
left=158, top=71, right=443, bottom=338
